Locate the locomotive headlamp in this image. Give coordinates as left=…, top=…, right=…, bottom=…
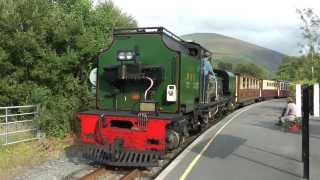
left=118, top=52, right=126, bottom=60
left=117, top=51, right=135, bottom=61
left=126, top=51, right=134, bottom=59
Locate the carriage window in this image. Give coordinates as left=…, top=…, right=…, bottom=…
left=243, top=78, right=246, bottom=88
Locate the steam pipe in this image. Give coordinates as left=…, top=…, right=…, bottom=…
left=144, top=76, right=154, bottom=101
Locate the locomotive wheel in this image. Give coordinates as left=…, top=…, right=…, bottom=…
left=201, top=116, right=209, bottom=129
left=166, top=130, right=180, bottom=150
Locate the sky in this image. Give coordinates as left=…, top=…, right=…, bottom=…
left=96, top=0, right=320, bottom=56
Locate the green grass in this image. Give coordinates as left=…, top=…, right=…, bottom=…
left=0, top=136, right=75, bottom=179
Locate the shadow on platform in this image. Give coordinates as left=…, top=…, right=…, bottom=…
left=191, top=134, right=246, bottom=159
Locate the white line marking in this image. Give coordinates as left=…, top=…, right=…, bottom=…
left=155, top=103, right=257, bottom=180
left=179, top=107, right=252, bottom=180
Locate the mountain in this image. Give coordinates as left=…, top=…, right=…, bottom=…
left=182, top=33, right=286, bottom=72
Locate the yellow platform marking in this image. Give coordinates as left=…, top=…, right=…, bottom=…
left=179, top=107, right=253, bottom=180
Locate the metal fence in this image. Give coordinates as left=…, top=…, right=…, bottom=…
left=0, top=105, right=40, bottom=146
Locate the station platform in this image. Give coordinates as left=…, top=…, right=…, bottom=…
left=156, top=99, right=320, bottom=180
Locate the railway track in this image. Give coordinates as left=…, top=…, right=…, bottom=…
left=80, top=168, right=109, bottom=180
left=66, top=166, right=148, bottom=180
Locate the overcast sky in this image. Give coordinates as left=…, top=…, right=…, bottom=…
left=97, top=0, right=320, bottom=56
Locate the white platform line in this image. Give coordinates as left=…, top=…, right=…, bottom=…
left=155, top=102, right=259, bottom=180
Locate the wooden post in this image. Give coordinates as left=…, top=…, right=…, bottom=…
left=296, top=84, right=302, bottom=117
left=314, top=83, right=319, bottom=117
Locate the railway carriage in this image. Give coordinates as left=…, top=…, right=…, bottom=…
left=278, top=80, right=290, bottom=98
left=261, top=80, right=278, bottom=99
left=235, top=74, right=260, bottom=105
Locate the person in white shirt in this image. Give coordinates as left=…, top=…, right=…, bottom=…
left=276, top=97, right=297, bottom=126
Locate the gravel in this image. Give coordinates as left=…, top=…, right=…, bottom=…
left=14, top=145, right=92, bottom=180
left=15, top=156, right=89, bottom=180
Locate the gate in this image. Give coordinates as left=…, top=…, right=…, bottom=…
left=0, top=105, right=40, bottom=146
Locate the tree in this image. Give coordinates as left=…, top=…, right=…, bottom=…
left=297, top=8, right=320, bottom=82
left=277, top=9, right=320, bottom=84
left=233, top=63, right=269, bottom=79
left=0, top=0, right=137, bottom=137
left=215, top=61, right=233, bottom=71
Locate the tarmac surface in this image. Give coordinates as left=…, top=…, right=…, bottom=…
left=156, top=99, right=320, bottom=180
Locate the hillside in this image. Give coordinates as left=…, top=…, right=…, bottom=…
left=182, top=33, right=286, bottom=72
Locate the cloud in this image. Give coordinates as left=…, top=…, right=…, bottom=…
left=96, top=0, right=320, bottom=56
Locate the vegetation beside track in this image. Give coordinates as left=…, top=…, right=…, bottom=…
left=0, top=0, right=136, bottom=138
left=0, top=135, right=75, bottom=178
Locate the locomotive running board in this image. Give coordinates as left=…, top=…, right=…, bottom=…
left=82, top=144, right=161, bottom=167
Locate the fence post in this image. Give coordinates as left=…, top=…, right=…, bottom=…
left=36, top=104, right=40, bottom=139
left=5, top=107, right=8, bottom=145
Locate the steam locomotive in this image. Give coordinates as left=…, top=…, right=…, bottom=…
left=77, top=27, right=290, bottom=167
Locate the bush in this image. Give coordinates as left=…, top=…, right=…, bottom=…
left=0, top=0, right=137, bottom=138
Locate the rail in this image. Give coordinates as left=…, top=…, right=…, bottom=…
left=0, top=105, right=40, bottom=146
left=121, top=169, right=144, bottom=180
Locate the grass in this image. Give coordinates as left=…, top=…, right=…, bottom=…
left=0, top=120, right=37, bottom=145
left=0, top=135, right=76, bottom=179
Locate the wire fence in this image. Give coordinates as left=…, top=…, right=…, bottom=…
left=0, top=105, right=40, bottom=146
